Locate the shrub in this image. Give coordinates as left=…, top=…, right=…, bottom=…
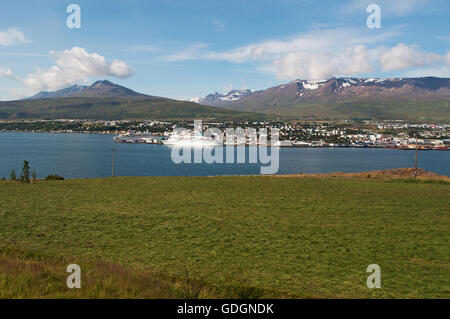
left=20, top=160, right=30, bottom=183
left=45, top=174, right=64, bottom=181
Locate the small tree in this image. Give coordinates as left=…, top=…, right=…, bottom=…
left=10, top=169, right=17, bottom=181
left=20, top=160, right=30, bottom=183
left=31, top=170, right=37, bottom=184
left=45, top=174, right=64, bottom=181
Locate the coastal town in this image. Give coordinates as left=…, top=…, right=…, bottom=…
left=1, top=119, right=449, bottom=150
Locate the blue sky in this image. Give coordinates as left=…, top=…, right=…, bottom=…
left=0, top=0, right=449, bottom=100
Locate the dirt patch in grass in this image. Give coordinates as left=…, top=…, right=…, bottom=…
left=276, top=168, right=450, bottom=181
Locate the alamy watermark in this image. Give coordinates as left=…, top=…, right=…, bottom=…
left=366, top=264, right=381, bottom=288
left=366, top=4, right=381, bottom=29
left=66, top=264, right=81, bottom=288
left=66, top=4, right=81, bottom=29
left=168, top=120, right=280, bottom=174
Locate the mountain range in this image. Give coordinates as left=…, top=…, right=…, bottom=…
left=192, top=77, right=450, bottom=121
left=26, top=80, right=153, bottom=99
left=0, top=77, right=449, bottom=121
left=0, top=81, right=265, bottom=120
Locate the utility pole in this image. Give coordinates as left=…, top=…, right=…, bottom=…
left=111, top=148, right=115, bottom=177
left=414, top=134, right=418, bottom=179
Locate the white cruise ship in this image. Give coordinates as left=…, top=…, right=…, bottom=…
left=113, top=130, right=164, bottom=144
left=163, top=131, right=222, bottom=147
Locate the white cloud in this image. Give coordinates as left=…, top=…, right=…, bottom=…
left=109, top=60, right=133, bottom=77
left=200, top=27, right=399, bottom=63
left=379, top=43, right=445, bottom=71
left=159, top=43, right=209, bottom=62
left=273, top=45, right=373, bottom=80
left=201, top=28, right=395, bottom=79
left=212, top=18, right=225, bottom=32
left=0, top=27, right=29, bottom=46
left=22, top=47, right=132, bottom=92
left=0, top=68, right=14, bottom=77
left=160, top=26, right=449, bottom=81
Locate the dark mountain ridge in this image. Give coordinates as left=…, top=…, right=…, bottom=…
left=26, top=80, right=153, bottom=100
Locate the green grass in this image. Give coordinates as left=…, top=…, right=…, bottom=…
left=0, top=176, right=449, bottom=298
left=0, top=248, right=218, bottom=298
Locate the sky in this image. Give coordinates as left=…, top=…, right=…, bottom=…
left=0, top=0, right=449, bottom=101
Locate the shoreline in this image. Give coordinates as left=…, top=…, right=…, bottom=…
left=272, top=167, right=450, bottom=181
left=1, top=131, right=449, bottom=151
left=0, top=130, right=116, bottom=135
left=5, top=168, right=448, bottom=181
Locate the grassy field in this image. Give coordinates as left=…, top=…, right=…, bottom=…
left=0, top=176, right=449, bottom=298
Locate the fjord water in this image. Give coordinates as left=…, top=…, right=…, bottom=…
left=0, top=132, right=449, bottom=178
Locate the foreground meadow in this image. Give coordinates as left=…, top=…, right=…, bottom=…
left=0, top=176, right=449, bottom=298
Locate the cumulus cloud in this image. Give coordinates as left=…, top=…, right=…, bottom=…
left=0, top=68, right=14, bottom=77
left=203, top=28, right=396, bottom=63
left=200, top=28, right=394, bottom=79
left=23, top=47, right=132, bottom=92
left=0, top=27, right=29, bottom=46
left=273, top=45, right=373, bottom=80
left=161, top=26, right=449, bottom=80
left=163, top=27, right=397, bottom=65
left=379, top=43, right=445, bottom=71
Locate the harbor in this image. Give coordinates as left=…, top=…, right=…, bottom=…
left=113, top=130, right=449, bottom=150
left=113, top=131, right=166, bottom=144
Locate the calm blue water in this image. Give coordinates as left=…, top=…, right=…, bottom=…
left=0, top=132, right=449, bottom=178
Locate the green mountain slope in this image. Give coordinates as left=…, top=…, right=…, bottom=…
left=0, top=97, right=267, bottom=120
left=198, top=77, right=450, bottom=121
left=256, top=100, right=450, bottom=121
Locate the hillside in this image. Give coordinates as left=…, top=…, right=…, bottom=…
left=0, top=176, right=449, bottom=298
left=194, top=77, right=450, bottom=121
left=0, top=97, right=266, bottom=120
left=0, top=80, right=267, bottom=120
left=26, top=80, right=153, bottom=100
left=3, top=77, right=450, bottom=121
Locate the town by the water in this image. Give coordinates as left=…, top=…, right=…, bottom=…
left=1, top=119, right=449, bottom=150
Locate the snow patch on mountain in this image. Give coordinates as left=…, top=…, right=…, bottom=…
left=191, top=89, right=253, bottom=105
left=189, top=97, right=203, bottom=103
